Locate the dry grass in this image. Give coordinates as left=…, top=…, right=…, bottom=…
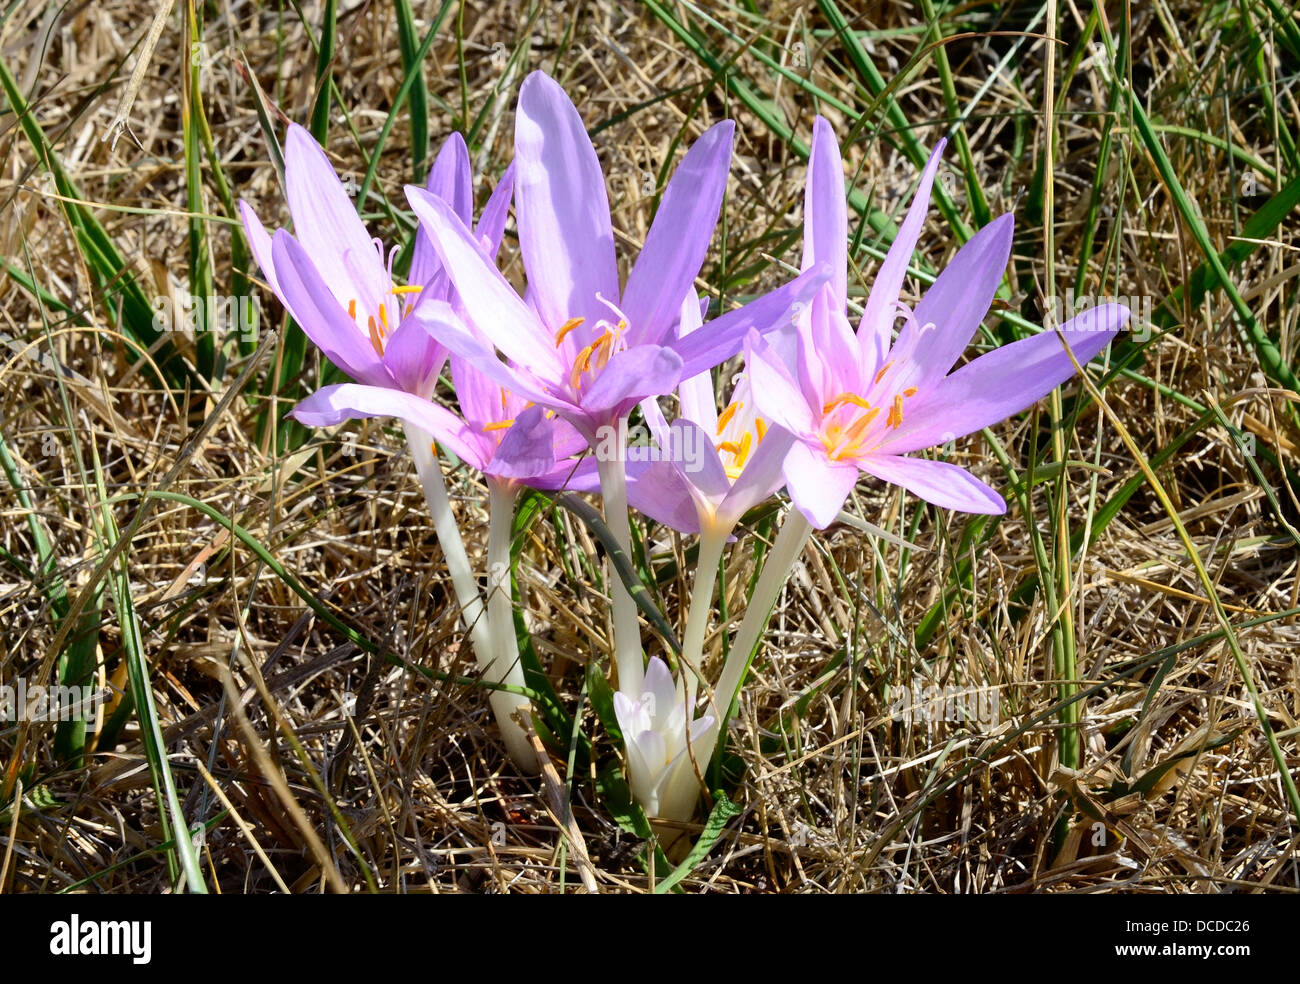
left=1, top=0, right=1297, bottom=892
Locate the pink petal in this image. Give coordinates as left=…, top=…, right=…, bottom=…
left=743, top=330, right=816, bottom=438
left=381, top=315, right=446, bottom=398
left=879, top=302, right=1129, bottom=454
left=892, top=213, right=1013, bottom=394
left=475, top=160, right=515, bottom=262
left=857, top=139, right=946, bottom=378
left=409, top=132, right=473, bottom=293
left=284, top=124, right=386, bottom=313
left=717, top=426, right=794, bottom=528
left=626, top=459, right=706, bottom=534
left=857, top=454, right=1006, bottom=514
left=487, top=404, right=558, bottom=480
left=622, top=120, right=734, bottom=346
left=674, top=263, right=830, bottom=378
left=784, top=439, right=859, bottom=529
left=801, top=116, right=848, bottom=304
left=239, top=200, right=281, bottom=297
left=579, top=344, right=683, bottom=421
left=270, top=230, right=389, bottom=387
left=291, top=383, right=487, bottom=469
left=674, top=293, right=719, bottom=435
left=514, top=71, right=620, bottom=331
left=406, top=186, right=564, bottom=379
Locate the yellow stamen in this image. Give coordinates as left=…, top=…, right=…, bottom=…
left=823, top=392, right=873, bottom=415
left=755, top=418, right=768, bottom=442
left=737, top=431, right=752, bottom=464
left=348, top=298, right=357, bottom=320
left=569, top=339, right=600, bottom=389
left=903, top=386, right=918, bottom=397
left=368, top=316, right=384, bottom=355
left=392, top=284, right=423, bottom=295
left=483, top=419, right=515, bottom=432
left=716, top=401, right=741, bottom=433
left=554, top=317, right=585, bottom=348
left=377, top=305, right=389, bottom=332
left=842, top=407, right=880, bottom=445
left=717, top=440, right=743, bottom=457
left=874, top=361, right=894, bottom=386
left=887, top=394, right=905, bottom=429
left=499, top=387, right=508, bottom=412
left=724, top=464, right=744, bottom=481
left=593, top=330, right=615, bottom=369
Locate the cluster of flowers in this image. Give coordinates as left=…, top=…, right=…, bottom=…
left=240, top=70, right=1128, bottom=833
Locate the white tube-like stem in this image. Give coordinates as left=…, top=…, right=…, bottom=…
left=485, top=477, right=537, bottom=771
left=596, top=451, right=644, bottom=696
left=404, top=423, right=535, bottom=771
left=657, top=509, right=812, bottom=827
left=710, top=508, right=813, bottom=738
left=679, top=518, right=730, bottom=709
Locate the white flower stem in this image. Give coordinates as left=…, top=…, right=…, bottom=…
left=485, top=477, right=536, bottom=770
left=596, top=451, right=644, bottom=696
left=710, top=508, right=813, bottom=735
left=680, top=519, right=730, bottom=709
left=658, top=509, right=811, bottom=830
left=403, top=423, right=534, bottom=771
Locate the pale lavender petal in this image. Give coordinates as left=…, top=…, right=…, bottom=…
left=643, top=656, right=676, bottom=712
left=743, top=330, right=816, bottom=439
left=239, top=200, right=281, bottom=296
left=449, top=351, right=502, bottom=433
left=808, top=284, right=861, bottom=395
left=381, top=314, right=446, bottom=398
left=801, top=116, right=847, bottom=304
left=514, top=71, right=619, bottom=330
left=670, top=418, right=731, bottom=498
left=284, top=123, right=386, bottom=310
left=891, top=213, right=1013, bottom=393
left=717, top=426, right=794, bottom=527
left=857, top=454, right=1005, bottom=514
left=409, top=132, right=473, bottom=292
left=879, top=303, right=1129, bottom=454
left=613, top=691, right=652, bottom=741
left=675, top=293, right=719, bottom=435
left=857, top=139, right=946, bottom=376
left=487, top=404, right=558, bottom=480
left=626, top=459, right=705, bottom=534
left=475, top=160, right=516, bottom=261
left=270, top=230, right=389, bottom=387
left=420, top=307, right=560, bottom=411
left=579, top=345, right=683, bottom=420
left=674, top=263, right=830, bottom=378
left=784, top=439, right=859, bottom=529
left=406, top=187, right=564, bottom=378
left=528, top=454, right=602, bottom=493
left=638, top=393, right=673, bottom=449
left=291, top=383, right=487, bottom=469
left=622, top=120, right=734, bottom=347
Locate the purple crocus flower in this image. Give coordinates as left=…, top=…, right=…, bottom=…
left=744, top=117, right=1130, bottom=529
left=240, top=124, right=502, bottom=405
left=627, top=293, right=793, bottom=535
left=244, top=124, right=582, bottom=484
left=404, top=70, right=829, bottom=445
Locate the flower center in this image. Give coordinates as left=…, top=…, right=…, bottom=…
left=715, top=401, right=768, bottom=481
left=350, top=284, right=423, bottom=357
left=552, top=293, right=632, bottom=394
